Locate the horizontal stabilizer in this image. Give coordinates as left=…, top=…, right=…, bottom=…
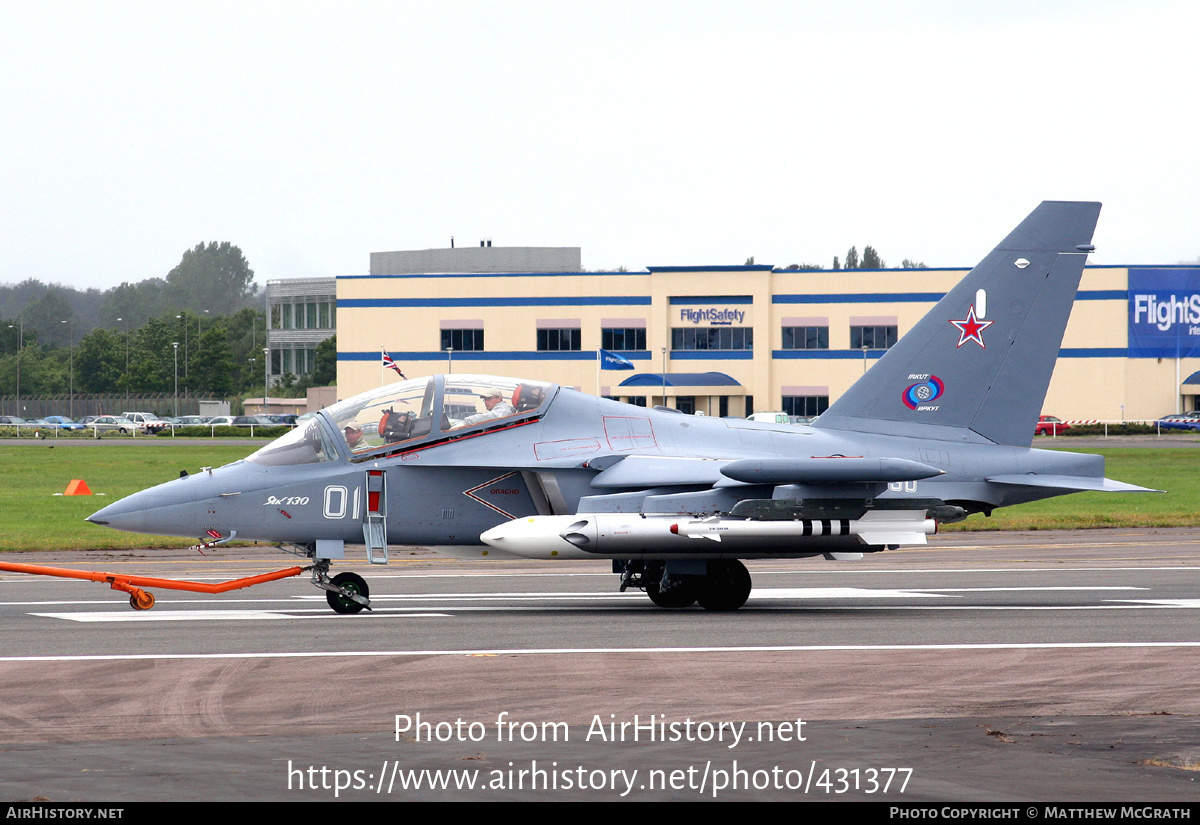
left=986, top=474, right=1162, bottom=493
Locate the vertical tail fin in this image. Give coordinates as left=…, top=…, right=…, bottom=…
left=813, top=201, right=1101, bottom=447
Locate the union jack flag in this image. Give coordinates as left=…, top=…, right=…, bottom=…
left=382, top=348, right=406, bottom=379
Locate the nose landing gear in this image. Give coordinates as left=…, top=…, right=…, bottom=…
left=311, top=561, right=372, bottom=614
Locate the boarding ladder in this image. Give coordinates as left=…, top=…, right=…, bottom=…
left=363, top=469, right=389, bottom=564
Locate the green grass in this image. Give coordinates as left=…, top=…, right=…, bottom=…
left=0, top=443, right=259, bottom=552
left=940, top=448, right=1196, bottom=532
left=0, top=444, right=1194, bottom=552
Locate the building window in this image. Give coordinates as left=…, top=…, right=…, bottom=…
left=271, top=301, right=335, bottom=331
left=602, top=327, right=646, bottom=350
left=850, top=325, right=898, bottom=349
left=671, top=327, right=753, bottom=350
left=781, top=326, right=829, bottom=350
left=537, top=328, right=581, bottom=351
left=441, top=329, right=484, bottom=351
left=783, top=395, right=829, bottom=417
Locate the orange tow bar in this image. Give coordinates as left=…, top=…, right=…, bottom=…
left=0, top=561, right=307, bottom=610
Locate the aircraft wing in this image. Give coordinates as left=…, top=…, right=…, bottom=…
left=586, top=455, right=944, bottom=488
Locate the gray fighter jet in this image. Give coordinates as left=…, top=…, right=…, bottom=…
left=82, top=201, right=1154, bottom=613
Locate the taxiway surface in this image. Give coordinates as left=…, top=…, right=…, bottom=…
left=1, top=529, right=1198, bottom=801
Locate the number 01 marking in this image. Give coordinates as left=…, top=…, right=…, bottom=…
left=323, top=485, right=348, bottom=519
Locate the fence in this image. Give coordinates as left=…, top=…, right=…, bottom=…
left=0, top=393, right=221, bottom=420
left=1039, top=420, right=1199, bottom=437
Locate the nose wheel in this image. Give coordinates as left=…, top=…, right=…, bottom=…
left=311, top=562, right=372, bottom=614
left=326, top=572, right=370, bottom=614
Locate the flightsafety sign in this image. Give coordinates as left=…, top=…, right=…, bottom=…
left=1128, top=268, right=1200, bottom=358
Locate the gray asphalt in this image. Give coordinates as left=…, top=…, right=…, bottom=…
left=1, top=529, right=1199, bottom=801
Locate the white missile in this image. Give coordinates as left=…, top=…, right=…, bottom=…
left=479, top=510, right=936, bottom=560
left=478, top=515, right=600, bottom=559
left=672, top=509, right=935, bottom=545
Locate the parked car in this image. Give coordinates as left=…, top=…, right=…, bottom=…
left=747, top=412, right=791, bottom=424
left=88, top=415, right=140, bottom=434
left=43, top=415, right=85, bottom=430
left=1155, top=413, right=1200, bottom=432
left=1034, top=415, right=1071, bottom=435
left=122, top=412, right=171, bottom=434
left=207, top=416, right=277, bottom=428
left=238, top=416, right=279, bottom=427
left=0, top=416, right=31, bottom=426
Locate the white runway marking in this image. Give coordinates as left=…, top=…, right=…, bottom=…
left=33, top=610, right=299, bottom=622
left=31, top=610, right=452, bottom=622
left=3, top=640, right=1200, bottom=663
left=19, top=585, right=1190, bottom=622
left=1115, top=599, right=1200, bottom=608
left=748, top=588, right=950, bottom=599
left=294, top=587, right=951, bottom=602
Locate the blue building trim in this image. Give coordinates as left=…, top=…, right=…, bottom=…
left=773, top=293, right=946, bottom=304
left=669, top=350, right=755, bottom=360
left=340, top=350, right=652, bottom=362
left=1076, top=290, right=1129, bottom=300
left=1057, top=347, right=1129, bottom=358
left=773, top=290, right=1127, bottom=305
left=648, top=265, right=773, bottom=273
left=772, top=350, right=885, bottom=360
left=770, top=348, right=1128, bottom=360
left=339, top=296, right=652, bottom=308
left=339, top=271, right=643, bottom=280
left=668, top=295, right=754, bottom=305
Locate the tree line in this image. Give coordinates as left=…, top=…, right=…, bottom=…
left=0, top=242, right=334, bottom=402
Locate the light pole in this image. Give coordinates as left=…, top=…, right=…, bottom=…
left=7, top=319, right=22, bottom=416
left=248, top=357, right=256, bottom=410
left=61, top=319, right=75, bottom=418
left=117, top=317, right=129, bottom=403
left=176, top=315, right=189, bottom=380
left=445, top=346, right=454, bottom=374
left=660, top=346, right=668, bottom=408
left=263, top=347, right=270, bottom=416
left=172, top=341, right=179, bottom=417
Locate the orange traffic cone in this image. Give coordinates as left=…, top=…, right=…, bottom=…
left=64, top=479, right=93, bottom=496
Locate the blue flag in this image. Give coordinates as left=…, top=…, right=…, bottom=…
left=599, top=349, right=635, bottom=370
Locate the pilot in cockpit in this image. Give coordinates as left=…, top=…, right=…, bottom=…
left=452, top=391, right=515, bottom=428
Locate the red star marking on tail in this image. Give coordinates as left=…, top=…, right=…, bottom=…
left=949, top=304, right=994, bottom=348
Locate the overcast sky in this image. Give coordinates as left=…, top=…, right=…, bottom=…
left=1, top=0, right=1196, bottom=293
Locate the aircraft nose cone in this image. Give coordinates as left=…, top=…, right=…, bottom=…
left=86, top=496, right=146, bottom=531
left=85, top=488, right=197, bottom=537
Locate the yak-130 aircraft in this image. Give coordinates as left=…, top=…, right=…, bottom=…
left=4, top=201, right=1155, bottom=614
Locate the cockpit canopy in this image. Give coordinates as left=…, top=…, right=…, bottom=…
left=246, top=375, right=556, bottom=466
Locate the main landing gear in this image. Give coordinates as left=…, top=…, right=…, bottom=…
left=619, top=559, right=752, bottom=612
left=311, top=560, right=372, bottom=614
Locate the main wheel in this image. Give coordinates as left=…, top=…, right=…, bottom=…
left=647, top=579, right=697, bottom=608
left=326, top=571, right=369, bottom=614
left=696, top=560, right=752, bottom=612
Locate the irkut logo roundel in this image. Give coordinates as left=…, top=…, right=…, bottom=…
left=902, top=375, right=945, bottom=410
